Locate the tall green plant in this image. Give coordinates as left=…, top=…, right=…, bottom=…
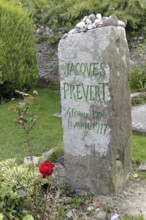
left=0, top=1, right=38, bottom=98
left=10, top=90, right=39, bottom=169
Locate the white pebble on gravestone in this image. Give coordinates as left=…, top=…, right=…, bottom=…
left=85, top=18, right=92, bottom=24
left=87, top=24, right=93, bottom=30
left=96, top=13, right=102, bottom=19
left=75, top=21, right=85, bottom=29
left=82, top=16, right=88, bottom=22
left=94, top=19, right=101, bottom=26
left=118, top=20, right=126, bottom=27
left=88, top=14, right=96, bottom=23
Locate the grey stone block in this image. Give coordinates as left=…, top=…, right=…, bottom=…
left=58, top=26, right=131, bottom=194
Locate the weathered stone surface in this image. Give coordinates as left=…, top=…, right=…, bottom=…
left=102, top=15, right=118, bottom=26
left=138, top=162, right=146, bottom=171
left=58, top=26, right=131, bottom=194
left=53, top=163, right=66, bottom=186
left=36, top=39, right=59, bottom=85
left=132, top=103, right=146, bottom=134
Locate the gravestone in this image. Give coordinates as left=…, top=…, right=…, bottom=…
left=58, top=14, right=131, bottom=194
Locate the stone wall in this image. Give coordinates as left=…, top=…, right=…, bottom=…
left=130, top=36, right=146, bottom=70
left=35, top=26, right=59, bottom=86
left=35, top=26, right=145, bottom=85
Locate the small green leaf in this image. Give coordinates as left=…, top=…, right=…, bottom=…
left=23, top=214, right=34, bottom=220
left=0, top=213, right=4, bottom=220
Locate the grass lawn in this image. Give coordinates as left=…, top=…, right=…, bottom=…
left=132, top=134, right=146, bottom=162
left=0, top=87, right=63, bottom=163
left=0, top=87, right=146, bottom=164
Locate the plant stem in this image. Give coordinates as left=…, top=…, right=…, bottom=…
left=25, top=131, right=34, bottom=171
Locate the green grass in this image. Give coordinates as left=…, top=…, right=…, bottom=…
left=0, top=87, right=146, bottom=164
left=132, top=134, right=146, bottom=162
left=0, top=87, right=63, bottom=163
left=121, top=213, right=144, bottom=220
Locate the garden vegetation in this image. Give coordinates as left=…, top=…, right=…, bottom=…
left=3, top=0, right=146, bottom=40
left=0, top=0, right=38, bottom=99
left=41, top=0, right=146, bottom=41
left=0, top=0, right=146, bottom=219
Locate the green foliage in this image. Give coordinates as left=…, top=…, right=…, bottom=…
left=130, top=68, right=146, bottom=92
left=4, top=0, right=49, bottom=24
left=0, top=214, right=3, bottom=220
left=0, top=88, right=63, bottom=164
left=99, top=0, right=146, bottom=38
left=130, top=39, right=146, bottom=93
left=103, top=204, right=113, bottom=214
left=71, top=195, right=87, bottom=208
left=54, top=204, right=69, bottom=220
left=4, top=0, right=146, bottom=40
left=48, top=33, right=62, bottom=44
left=0, top=1, right=38, bottom=98
left=135, top=213, right=144, bottom=220
left=44, top=0, right=97, bottom=30
left=23, top=214, right=34, bottom=220
left=43, top=0, right=146, bottom=39
left=121, top=216, right=131, bottom=220
left=0, top=158, right=43, bottom=219
left=121, top=213, right=144, bottom=220
left=10, top=90, right=39, bottom=167
left=0, top=158, right=66, bottom=220
left=132, top=134, right=146, bottom=163
left=131, top=93, right=146, bottom=106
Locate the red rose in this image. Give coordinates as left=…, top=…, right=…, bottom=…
left=39, top=162, right=55, bottom=178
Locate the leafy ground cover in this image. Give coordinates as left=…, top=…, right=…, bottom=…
left=0, top=87, right=63, bottom=163
left=0, top=87, right=146, bottom=164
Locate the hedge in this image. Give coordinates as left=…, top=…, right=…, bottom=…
left=0, top=1, right=38, bottom=98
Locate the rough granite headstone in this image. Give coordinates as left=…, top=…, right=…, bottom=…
left=58, top=15, right=131, bottom=194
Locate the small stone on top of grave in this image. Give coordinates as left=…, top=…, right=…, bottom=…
left=65, top=13, right=126, bottom=38
left=94, top=19, right=102, bottom=26
left=88, top=14, right=96, bottom=23
left=102, top=14, right=118, bottom=26
left=75, top=21, right=85, bottom=29
left=118, top=20, right=126, bottom=27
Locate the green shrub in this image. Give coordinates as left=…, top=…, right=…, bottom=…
left=0, top=1, right=38, bottom=98
left=130, top=68, right=146, bottom=92
left=0, top=159, right=43, bottom=219
left=48, top=33, right=62, bottom=44
left=44, top=0, right=96, bottom=30
left=4, top=0, right=49, bottom=24
left=4, top=0, right=146, bottom=41
left=0, top=158, right=66, bottom=220
left=43, top=0, right=146, bottom=39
